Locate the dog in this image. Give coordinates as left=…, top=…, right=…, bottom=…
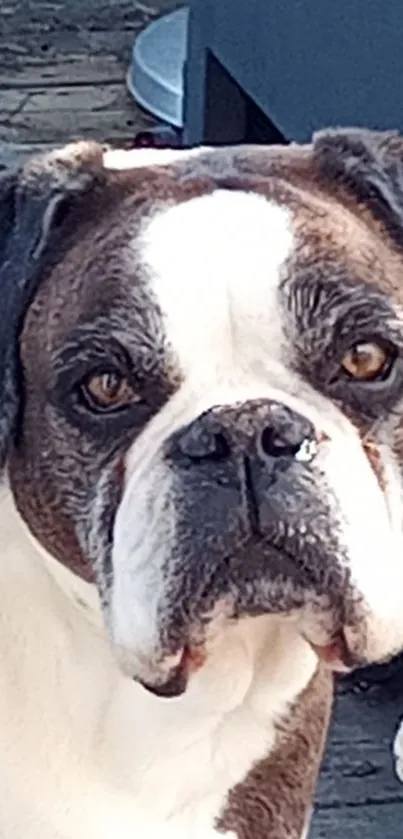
left=2, top=129, right=403, bottom=839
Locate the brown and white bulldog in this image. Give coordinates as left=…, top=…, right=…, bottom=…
left=2, top=129, right=403, bottom=839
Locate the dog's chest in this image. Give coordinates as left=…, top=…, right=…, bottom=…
left=0, top=496, right=315, bottom=839
left=0, top=676, right=277, bottom=839
left=95, top=678, right=281, bottom=839
left=0, top=546, right=273, bottom=839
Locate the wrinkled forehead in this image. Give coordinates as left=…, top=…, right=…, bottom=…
left=22, top=152, right=403, bottom=369
left=131, top=179, right=399, bottom=381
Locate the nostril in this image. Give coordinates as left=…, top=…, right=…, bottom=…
left=212, top=432, right=231, bottom=460
left=177, top=424, right=231, bottom=461
left=260, top=426, right=301, bottom=459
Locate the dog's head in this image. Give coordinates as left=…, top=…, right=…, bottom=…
left=3, top=130, right=403, bottom=697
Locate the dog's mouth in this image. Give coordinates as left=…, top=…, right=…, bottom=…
left=140, top=646, right=207, bottom=698
left=117, top=519, right=383, bottom=699
left=307, top=629, right=356, bottom=673
left=138, top=626, right=354, bottom=699
left=130, top=539, right=359, bottom=699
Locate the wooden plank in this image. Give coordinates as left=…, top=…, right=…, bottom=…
left=0, top=56, right=128, bottom=88
left=0, top=142, right=58, bottom=169
left=0, top=89, right=27, bottom=113
left=0, top=82, right=154, bottom=144
left=309, top=660, right=403, bottom=837
left=0, top=106, right=153, bottom=144
left=0, top=29, right=138, bottom=69
left=24, top=83, right=133, bottom=112
left=318, top=739, right=400, bottom=806
left=0, top=0, right=183, bottom=32
left=312, top=803, right=403, bottom=838
left=0, top=1, right=183, bottom=90
left=0, top=1, right=173, bottom=147
left=0, top=0, right=171, bottom=33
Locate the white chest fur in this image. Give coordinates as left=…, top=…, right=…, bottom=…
left=0, top=491, right=316, bottom=839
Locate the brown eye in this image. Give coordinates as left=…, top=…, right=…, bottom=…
left=82, top=371, right=140, bottom=410
left=341, top=342, right=392, bottom=381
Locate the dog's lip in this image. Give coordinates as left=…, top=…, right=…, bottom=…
left=137, top=623, right=360, bottom=697
left=306, top=629, right=356, bottom=673
left=134, top=539, right=352, bottom=697
left=137, top=609, right=353, bottom=698
left=138, top=646, right=206, bottom=698
left=138, top=629, right=354, bottom=698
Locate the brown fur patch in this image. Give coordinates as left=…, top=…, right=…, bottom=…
left=217, top=664, right=333, bottom=839
left=9, top=451, right=94, bottom=583
left=224, top=142, right=403, bottom=301
left=8, top=165, right=216, bottom=579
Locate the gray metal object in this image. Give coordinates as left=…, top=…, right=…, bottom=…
left=127, top=7, right=188, bottom=128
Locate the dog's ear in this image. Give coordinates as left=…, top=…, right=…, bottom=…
left=0, top=141, right=106, bottom=469
left=313, top=127, right=403, bottom=242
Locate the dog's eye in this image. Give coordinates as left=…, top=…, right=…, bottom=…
left=81, top=371, right=140, bottom=411
left=341, top=341, right=393, bottom=381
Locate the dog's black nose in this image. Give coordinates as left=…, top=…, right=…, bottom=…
left=173, top=400, right=316, bottom=464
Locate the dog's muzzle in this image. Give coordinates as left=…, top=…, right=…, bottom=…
left=131, top=398, right=358, bottom=697
left=113, top=395, right=403, bottom=698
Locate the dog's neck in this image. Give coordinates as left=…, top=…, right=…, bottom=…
left=0, top=490, right=328, bottom=839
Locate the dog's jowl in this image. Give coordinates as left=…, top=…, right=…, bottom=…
left=2, top=131, right=403, bottom=838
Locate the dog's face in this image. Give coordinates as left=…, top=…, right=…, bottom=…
left=4, top=131, right=403, bottom=697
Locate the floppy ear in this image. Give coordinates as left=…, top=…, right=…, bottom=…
left=313, top=127, right=403, bottom=242
left=0, top=141, right=106, bottom=469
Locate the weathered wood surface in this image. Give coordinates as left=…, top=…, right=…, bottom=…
left=0, top=0, right=182, bottom=147
left=312, top=660, right=403, bottom=836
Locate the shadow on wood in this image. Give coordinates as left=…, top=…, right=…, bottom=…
left=311, top=657, right=403, bottom=837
